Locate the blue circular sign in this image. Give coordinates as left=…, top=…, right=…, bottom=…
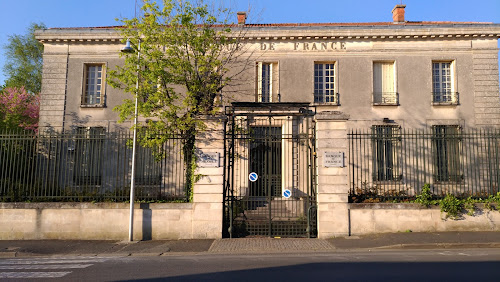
left=283, top=189, right=291, bottom=198
left=249, top=172, right=258, bottom=182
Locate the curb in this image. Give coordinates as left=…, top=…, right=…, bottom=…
left=0, top=252, right=16, bottom=258
left=373, top=243, right=500, bottom=250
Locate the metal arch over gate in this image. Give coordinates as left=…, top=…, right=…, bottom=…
left=223, top=103, right=317, bottom=238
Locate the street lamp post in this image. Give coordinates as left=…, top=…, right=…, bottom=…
left=121, top=39, right=140, bottom=242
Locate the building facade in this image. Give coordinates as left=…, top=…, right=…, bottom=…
left=36, top=5, right=500, bottom=132
left=31, top=5, right=500, bottom=238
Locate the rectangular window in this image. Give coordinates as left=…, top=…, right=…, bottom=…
left=135, top=145, right=162, bottom=186
left=373, top=62, right=397, bottom=105
left=256, top=62, right=278, bottom=102
left=314, top=63, right=336, bottom=104
left=372, top=125, right=401, bottom=181
left=83, top=64, right=105, bottom=105
left=433, top=125, right=462, bottom=182
left=432, top=61, right=456, bottom=103
left=74, top=127, right=105, bottom=185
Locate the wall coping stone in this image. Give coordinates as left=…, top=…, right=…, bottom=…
left=315, top=111, right=350, bottom=121
left=350, top=203, right=433, bottom=209
left=350, top=203, right=497, bottom=210
left=197, top=114, right=227, bottom=122
left=0, top=202, right=193, bottom=210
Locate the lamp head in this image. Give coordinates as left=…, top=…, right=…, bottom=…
left=121, top=39, right=134, bottom=53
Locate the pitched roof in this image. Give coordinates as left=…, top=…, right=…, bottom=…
left=47, top=21, right=493, bottom=30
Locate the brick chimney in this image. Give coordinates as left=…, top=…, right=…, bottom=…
left=237, top=12, right=247, bottom=25
left=392, top=5, right=406, bottom=23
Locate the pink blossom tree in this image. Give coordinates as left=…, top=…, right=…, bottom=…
left=0, top=87, right=39, bottom=132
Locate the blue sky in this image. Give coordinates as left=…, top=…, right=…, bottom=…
left=1, top=0, right=499, bottom=85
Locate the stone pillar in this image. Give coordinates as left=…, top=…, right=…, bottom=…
left=38, top=43, right=69, bottom=132
left=315, top=111, right=350, bottom=238
left=191, top=115, right=226, bottom=239
left=472, top=40, right=500, bottom=127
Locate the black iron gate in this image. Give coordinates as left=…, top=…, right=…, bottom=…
left=223, top=103, right=317, bottom=238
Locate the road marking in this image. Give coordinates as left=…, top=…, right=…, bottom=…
left=0, top=264, right=92, bottom=269
left=0, top=256, right=109, bottom=279
left=0, top=258, right=107, bottom=265
left=0, top=272, right=71, bottom=278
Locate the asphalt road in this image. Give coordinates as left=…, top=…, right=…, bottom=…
left=1, top=249, right=500, bottom=281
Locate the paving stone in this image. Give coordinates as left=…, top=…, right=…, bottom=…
left=208, top=238, right=335, bottom=253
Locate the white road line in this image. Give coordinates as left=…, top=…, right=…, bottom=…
left=0, top=264, right=93, bottom=269
left=0, top=272, right=72, bottom=278
left=0, top=256, right=110, bottom=279
left=0, top=259, right=107, bottom=265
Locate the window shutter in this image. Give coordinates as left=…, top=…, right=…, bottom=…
left=373, top=63, right=382, bottom=94
left=269, top=63, right=273, bottom=102
left=382, top=63, right=394, bottom=93
left=257, top=62, right=263, bottom=102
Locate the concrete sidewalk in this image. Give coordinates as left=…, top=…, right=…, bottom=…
left=0, top=231, right=499, bottom=257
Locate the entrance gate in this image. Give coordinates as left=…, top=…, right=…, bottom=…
left=223, top=103, right=317, bottom=238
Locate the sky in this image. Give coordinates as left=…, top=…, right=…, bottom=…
left=1, top=0, right=499, bottom=85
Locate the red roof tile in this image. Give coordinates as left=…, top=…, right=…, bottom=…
left=48, top=21, right=492, bottom=30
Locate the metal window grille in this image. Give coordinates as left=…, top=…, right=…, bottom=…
left=74, top=127, right=105, bottom=185
left=432, top=125, right=462, bottom=182
left=372, top=125, right=402, bottom=181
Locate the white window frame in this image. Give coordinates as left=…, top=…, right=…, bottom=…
left=432, top=61, right=457, bottom=104
left=82, top=63, right=106, bottom=107
left=314, top=62, right=337, bottom=104
left=256, top=62, right=278, bottom=102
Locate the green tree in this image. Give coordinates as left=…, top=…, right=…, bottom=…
left=2, top=23, right=46, bottom=94
left=109, top=0, right=248, bottom=200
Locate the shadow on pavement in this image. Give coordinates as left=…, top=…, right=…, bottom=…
left=118, top=261, right=500, bottom=282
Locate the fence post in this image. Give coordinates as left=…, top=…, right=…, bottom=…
left=191, top=115, right=226, bottom=239
left=315, top=111, right=350, bottom=238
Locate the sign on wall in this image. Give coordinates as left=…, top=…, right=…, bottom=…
left=248, top=172, right=258, bottom=182
left=197, top=151, right=220, bottom=167
left=323, top=151, right=344, bottom=168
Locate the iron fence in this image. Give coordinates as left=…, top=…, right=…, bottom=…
left=349, top=127, right=500, bottom=202
left=0, top=130, right=189, bottom=202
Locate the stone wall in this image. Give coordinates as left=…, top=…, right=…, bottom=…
left=350, top=203, right=500, bottom=235
left=0, top=202, right=196, bottom=240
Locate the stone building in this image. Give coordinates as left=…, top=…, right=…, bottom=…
left=36, top=5, right=500, bottom=131
left=28, top=5, right=500, bottom=238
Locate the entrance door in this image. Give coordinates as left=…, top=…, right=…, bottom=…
left=224, top=103, right=317, bottom=238
left=249, top=127, right=282, bottom=198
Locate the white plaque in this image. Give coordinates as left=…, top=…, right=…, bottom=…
left=323, top=151, right=344, bottom=167
left=197, top=152, right=220, bottom=167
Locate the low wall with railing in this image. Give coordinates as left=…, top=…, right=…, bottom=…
left=0, top=202, right=223, bottom=240
left=0, top=118, right=225, bottom=241
left=349, top=203, right=500, bottom=235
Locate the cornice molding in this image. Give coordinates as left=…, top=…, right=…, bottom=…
left=35, top=26, right=500, bottom=43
